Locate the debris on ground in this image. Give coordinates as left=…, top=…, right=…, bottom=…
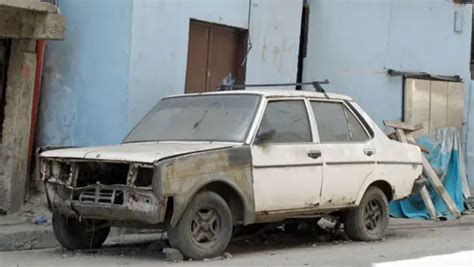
left=34, top=215, right=47, bottom=225
left=163, top=247, right=183, bottom=262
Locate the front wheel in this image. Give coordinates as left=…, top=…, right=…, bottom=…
left=167, top=191, right=233, bottom=260
left=52, top=212, right=110, bottom=250
left=344, top=187, right=389, bottom=241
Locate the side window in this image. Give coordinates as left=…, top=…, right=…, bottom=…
left=311, top=101, right=369, bottom=143
left=346, top=108, right=369, bottom=142
left=257, top=100, right=312, bottom=143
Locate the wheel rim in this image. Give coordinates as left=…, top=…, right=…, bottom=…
left=364, top=199, right=383, bottom=233
left=190, top=208, right=221, bottom=246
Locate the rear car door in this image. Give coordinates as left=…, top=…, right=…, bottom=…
left=251, top=99, right=324, bottom=212
left=309, top=99, right=376, bottom=207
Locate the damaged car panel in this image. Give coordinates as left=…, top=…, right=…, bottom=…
left=41, top=90, right=423, bottom=260
left=154, top=146, right=255, bottom=227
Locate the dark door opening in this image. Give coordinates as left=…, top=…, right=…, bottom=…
left=0, top=39, right=11, bottom=142
left=185, top=20, right=248, bottom=93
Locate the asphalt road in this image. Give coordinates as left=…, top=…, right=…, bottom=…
left=1, top=217, right=473, bottom=266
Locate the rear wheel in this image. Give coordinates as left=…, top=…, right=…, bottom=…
left=52, top=212, right=110, bottom=250
left=344, top=187, right=389, bottom=241
left=167, top=191, right=233, bottom=260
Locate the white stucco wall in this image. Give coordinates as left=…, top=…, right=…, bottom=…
left=127, top=0, right=303, bottom=128
left=303, top=0, right=474, bottom=191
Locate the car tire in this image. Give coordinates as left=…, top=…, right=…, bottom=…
left=52, top=212, right=110, bottom=250
left=344, top=186, right=389, bottom=241
left=167, top=191, right=233, bottom=260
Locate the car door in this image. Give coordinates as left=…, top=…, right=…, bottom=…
left=309, top=99, right=376, bottom=207
left=251, top=98, right=324, bottom=212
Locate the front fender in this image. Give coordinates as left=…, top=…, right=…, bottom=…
left=154, top=146, right=255, bottom=227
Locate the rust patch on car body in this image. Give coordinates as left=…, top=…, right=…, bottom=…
left=154, top=146, right=255, bottom=227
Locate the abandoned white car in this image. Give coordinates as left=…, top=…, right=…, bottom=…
left=40, top=89, right=424, bottom=259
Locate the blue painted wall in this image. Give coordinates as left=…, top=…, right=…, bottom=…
left=38, top=0, right=303, bottom=146
left=127, top=0, right=303, bottom=128
left=37, top=0, right=133, bottom=147
left=303, top=0, right=473, bottom=191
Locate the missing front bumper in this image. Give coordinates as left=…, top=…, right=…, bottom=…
left=45, top=182, right=167, bottom=224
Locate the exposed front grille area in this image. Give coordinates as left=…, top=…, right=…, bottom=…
left=78, top=188, right=124, bottom=205
left=76, top=162, right=129, bottom=187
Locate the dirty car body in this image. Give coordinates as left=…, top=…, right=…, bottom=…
left=41, top=90, right=423, bottom=259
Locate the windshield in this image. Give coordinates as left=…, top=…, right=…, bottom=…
left=123, top=94, right=261, bottom=143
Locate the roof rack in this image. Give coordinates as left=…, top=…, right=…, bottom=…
left=218, top=80, right=330, bottom=93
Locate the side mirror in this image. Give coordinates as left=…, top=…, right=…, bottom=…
left=255, top=128, right=276, bottom=144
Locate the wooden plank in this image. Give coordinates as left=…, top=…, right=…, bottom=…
left=405, top=133, right=460, bottom=218
left=393, top=130, right=437, bottom=220
left=420, top=186, right=437, bottom=220
left=384, top=120, right=423, bottom=132
left=421, top=156, right=461, bottom=218
left=395, top=128, right=408, bottom=143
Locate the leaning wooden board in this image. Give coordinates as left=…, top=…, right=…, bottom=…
left=384, top=121, right=461, bottom=219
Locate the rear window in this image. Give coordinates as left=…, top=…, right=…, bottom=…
left=311, top=101, right=369, bottom=143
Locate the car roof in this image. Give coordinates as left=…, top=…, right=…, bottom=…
left=166, top=89, right=353, bottom=101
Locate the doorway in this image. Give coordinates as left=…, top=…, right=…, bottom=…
left=0, top=39, right=11, bottom=142
left=184, top=20, right=248, bottom=93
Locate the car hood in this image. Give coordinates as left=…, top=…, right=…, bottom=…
left=40, top=142, right=236, bottom=164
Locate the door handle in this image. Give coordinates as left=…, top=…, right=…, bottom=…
left=307, top=150, right=322, bottom=159
left=363, top=148, right=376, bottom=156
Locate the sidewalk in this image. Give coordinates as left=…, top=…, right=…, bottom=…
left=0, top=215, right=56, bottom=251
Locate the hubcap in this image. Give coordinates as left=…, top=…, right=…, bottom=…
left=191, top=208, right=220, bottom=244
left=364, top=200, right=382, bottom=233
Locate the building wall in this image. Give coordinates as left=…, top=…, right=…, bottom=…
left=38, top=0, right=303, bottom=145
left=127, top=0, right=303, bottom=128
left=37, top=0, right=133, bottom=147
left=303, top=0, right=474, bottom=190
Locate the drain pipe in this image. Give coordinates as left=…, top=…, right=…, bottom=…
left=28, top=40, right=46, bottom=166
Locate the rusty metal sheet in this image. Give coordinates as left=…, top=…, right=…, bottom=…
left=404, top=78, right=430, bottom=136
left=429, top=81, right=449, bottom=132
left=447, top=82, right=464, bottom=133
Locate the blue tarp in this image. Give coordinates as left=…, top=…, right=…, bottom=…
left=390, top=128, right=465, bottom=220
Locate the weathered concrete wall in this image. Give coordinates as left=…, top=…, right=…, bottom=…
left=303, top=0, right=474, bottom=191
left=38, top=0, right=303, bottom=145
left=0, top=40, right=37, bottom=212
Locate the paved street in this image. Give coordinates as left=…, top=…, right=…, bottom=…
left=1, top=217, right=473, bottom=266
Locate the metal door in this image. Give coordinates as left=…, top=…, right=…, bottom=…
left=404, top=78, right=464, bottom=136
left=184, top=20, right=247, bottom=93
